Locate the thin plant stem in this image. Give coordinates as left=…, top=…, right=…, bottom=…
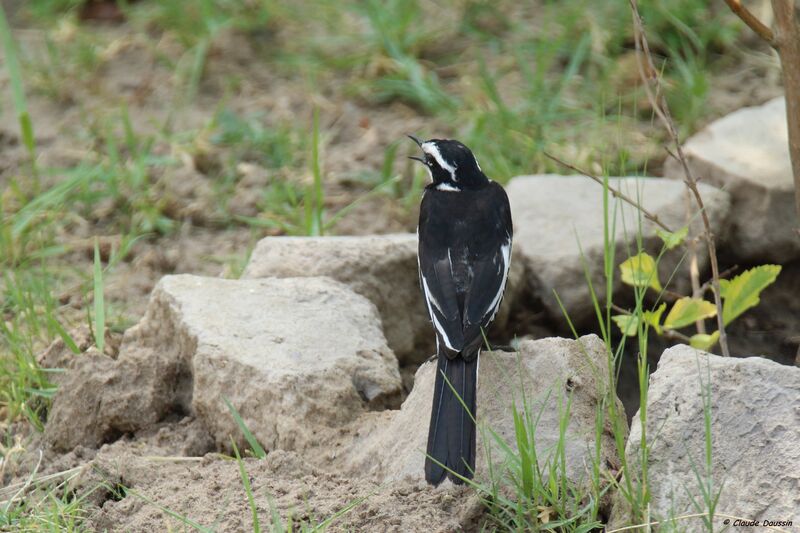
left=628, top=0, right=730, bottom=356
left=722, top=0, right=775, bottom=43
left=544, top=152, right=673, bottom=233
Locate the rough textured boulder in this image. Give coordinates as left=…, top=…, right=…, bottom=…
left=45, top=275, right=402, bottom=452
left=507, top=175, right=730, bottom=325
left=44, top=349, right=182, bottom=452
left=241, top=234, right=523, bottom=365
left=665, top=97, right=797, bottom=262
left=341, top=335, right=625, bottom=485
left=618, top=345, right=800, bottom=525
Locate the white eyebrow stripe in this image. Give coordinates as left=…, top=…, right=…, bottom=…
left=421, top=142, right=457, bottom=181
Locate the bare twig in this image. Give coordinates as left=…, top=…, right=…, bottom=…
left=723, top=0, right=775, bottom=43
left=628, top=0, right=730, bottom=356
left=662, top=329, right=693, bottom=344
left=771, top=0, right=800, bottom=221
left=697, top=264, right=739, bottom=296
left=610, top=303, right=693, bottom=343
left=728, top=1, right=800, bottom=224
left=544, top=152, right=673, bottom=233
left=686, top=192, right=706, bottom=334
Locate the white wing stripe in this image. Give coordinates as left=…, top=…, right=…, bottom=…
left=485, top=240, right=512, bottom=321
left=421, top=274, right=457, bottom=351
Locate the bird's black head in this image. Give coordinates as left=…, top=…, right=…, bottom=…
left=408, top=136, right=488, bottom=190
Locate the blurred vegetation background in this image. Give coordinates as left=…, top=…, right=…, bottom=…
left=0, top=0, right=784, bottom=429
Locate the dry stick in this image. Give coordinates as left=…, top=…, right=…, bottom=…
left=698, top=264, right=738, bottom=294
left=725, top=1, right=800, bottom=225
left=722, top=0, right=775, bottom=43
left=685, top=191, right=706, bottom=334
left=771, top=0, right=800, bottom=223
left=611, top=303, right=692, bottom=343
left=628, top=0, right=730, bottom=356
left=543, top=152, right=673, bottom=233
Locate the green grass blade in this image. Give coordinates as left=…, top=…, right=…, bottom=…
left=92, top=238, right=105, bottom=354
left=232, top=440, right=261, bottom=533
left=223, top=396, right=267, bottom=459
left=309, top=108, right=324, bottom=236
left=512, top=407, right=533, bottom=500
left=0, top=4, right=36, bottom=164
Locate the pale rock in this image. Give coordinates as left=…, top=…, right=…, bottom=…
left=665, top=97, right=798, bottom=261
left=341, top=334, right=625, bottom=486
left=45, top=275, right=402, bottom=453
left=617, top=345, right=800, bottom=525
left=242, top=234, right=523, bottom=364
left=507, top=175, right=730, bottom=324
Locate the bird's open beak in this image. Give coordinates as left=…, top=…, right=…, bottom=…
left=407, top=135, right=425, bottom=163
left=407, top=134, right=423, bottom=147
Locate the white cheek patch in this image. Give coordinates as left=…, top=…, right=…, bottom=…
left=422, top=142, right=457, bottom=181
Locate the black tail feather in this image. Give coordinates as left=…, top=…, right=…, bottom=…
left=425, top=354, right=478, bottom=485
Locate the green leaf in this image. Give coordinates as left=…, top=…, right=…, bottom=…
left=690, top=331, right=720, bottom=351
left=720, top=265, right=781, bottom=326
left=663, top=297, right=717, bottom=330
left=656, top=226, right=688, bottom=250
left=643, top=302, right=667, bottom=335
left=620, top=252, right=662, bottom=292
left=612, top=314, right=640, bottom=336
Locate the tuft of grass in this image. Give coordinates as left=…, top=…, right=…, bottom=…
left=0, top=459, right=94, bottom=531
left=0, top=4, right=37, bottom=174
left=477, top=390, right=605, bottom=531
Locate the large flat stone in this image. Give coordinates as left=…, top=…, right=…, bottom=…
left=507, top=175, right=730, bottom=325
left=241, top=234, right=523, bottom=365
left=665, top=97, right=798, bottom=261
left=45, top=275, right=402, bottom=453
left=341, top=335, right=625, bottom=486
left=618, top=345, right=800, bottom=525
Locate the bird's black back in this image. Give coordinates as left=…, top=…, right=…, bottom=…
left=418, top=180, right=513, bottom=358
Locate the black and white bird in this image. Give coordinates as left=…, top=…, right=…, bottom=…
left=409, top=136, right=513, bottom=486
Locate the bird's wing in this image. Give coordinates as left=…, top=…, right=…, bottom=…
left=461, top=235, right=512, bottom=345
left=418, top=240, right=466, bottom=353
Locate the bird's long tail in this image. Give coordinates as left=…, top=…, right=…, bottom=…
left=425, top=352, right=478, bottom=485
